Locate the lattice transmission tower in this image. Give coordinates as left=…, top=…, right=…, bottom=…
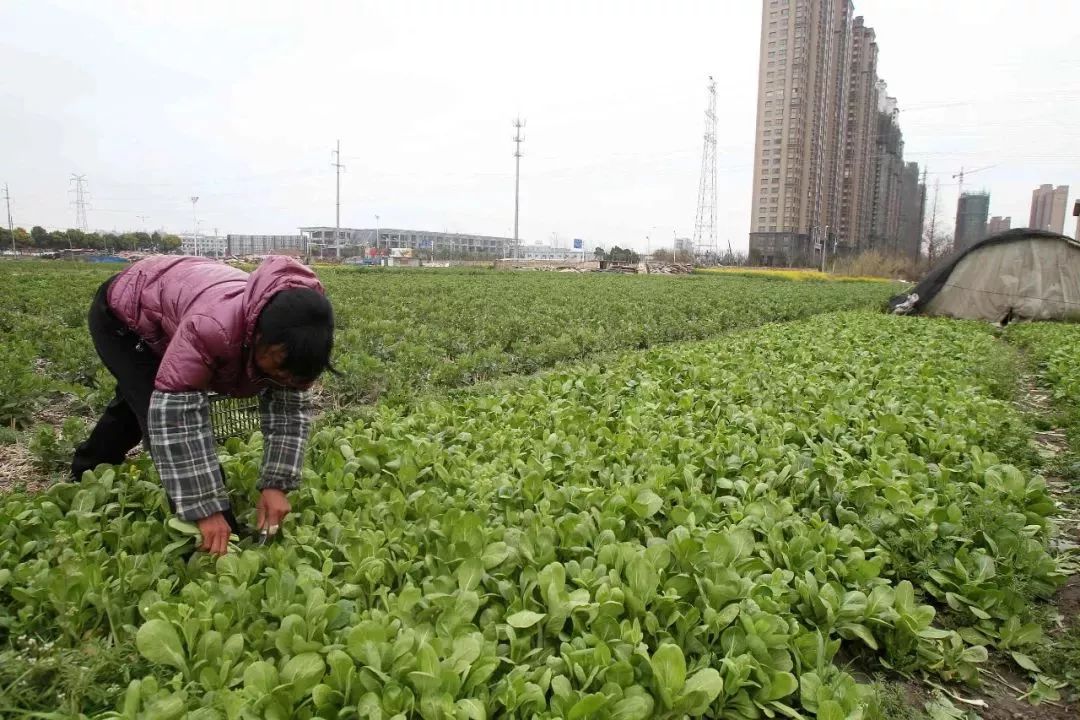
left=692, top=76, right=718, bottom=256
left=69, top=174, right=90, bottom=231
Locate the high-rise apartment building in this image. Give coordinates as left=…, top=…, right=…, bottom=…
left=897, top=162, right=925, bottom=261
left=1029, top=184, right=1069, bottom=234
left=838, top=15, right=878, bottom=252
left=750, top=2, right=914, bottom=265
left=749, top=0, right=854, bottom=266
left=820, top=1, right=854, bottom=241
left=986, top=216, right=1012, bottom=235
left=955, top=192, right=990, bottom=251
left=868, top=101, right=904, bottom=253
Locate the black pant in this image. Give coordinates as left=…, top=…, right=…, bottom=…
left=71, top=279, right=238, bottom=528
left=71, top=277, right=158, bottom=480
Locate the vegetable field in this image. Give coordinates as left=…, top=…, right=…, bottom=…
left=0, top=262, right=894, bottom=431
left=1, top=262, right=1077, bottom=718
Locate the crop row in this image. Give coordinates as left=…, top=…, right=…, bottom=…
left=1008, top=323, right=1080, bottom=441
left=0, top=312, right=1062, bottom=717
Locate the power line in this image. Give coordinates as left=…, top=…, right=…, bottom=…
left=69, top=174, right=90, bottom=231
left=693, top=76, right=718, bottom=257
left=331, top=140, right=345, bottom=259
left=513, top=117, right=525, bottom=259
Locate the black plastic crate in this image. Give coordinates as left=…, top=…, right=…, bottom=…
left=208, top=394, right=260, bottom=444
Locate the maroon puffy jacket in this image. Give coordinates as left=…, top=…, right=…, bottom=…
left=106, top=256, right=324, bottom=395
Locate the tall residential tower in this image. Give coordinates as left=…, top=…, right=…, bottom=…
left=838, top=15, right=879, bottom=253
left=1030, top=184, right=1069, bottom=234
left=749, top=0, right=853, bottom=266
left=750, top=2, right=920, bottom=265
left=956, top=192, right=990, bottom=251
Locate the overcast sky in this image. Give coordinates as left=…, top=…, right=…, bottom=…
left=3, top=0, right=1078, bottom=252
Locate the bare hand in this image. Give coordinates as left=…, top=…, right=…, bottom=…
left=257, top=488, right=291, bottom=536
left=196, top=512, right=232, bottom=555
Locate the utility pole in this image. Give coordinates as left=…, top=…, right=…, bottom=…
left=331, top=140, right=345, bottom=259
left=69, top=174, right=90, bottom=231
left=375, top=214, right=380, bottom=261
left=513, top=117, right=525, bottom=259
left=190, top=196, right=199, bottom=256
left=693, top=76, right=718, bottom=254
left=4, top=184, right=14, bottom=254
left=927, top=178, right=941, bottom=262
left=918, top=167, right=928, bottom=261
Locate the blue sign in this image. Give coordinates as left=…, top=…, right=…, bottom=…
left=573, top=238, right=584, bottom=250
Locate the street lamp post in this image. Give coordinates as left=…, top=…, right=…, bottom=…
left=375, top=214, right=380, bottom=256
left=190, top=196, right=199, bottom=256
left=646, top=225, right=660, bottom=263
left=820, top=225, right=830, bottom=273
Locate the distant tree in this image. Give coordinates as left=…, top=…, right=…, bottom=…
left=116, top=233, right=141, bottom=251
left=99, top=233, right=123, bottom=251
left=925, top=231, right=952, bottom=267
left=718, top=249, right=747, bottom=266
left=47, top=230, right=70, bottom=249
left=606, top=245, right=640, bottom=264
left=13, top=227, right=30, bottom=249
left=593, top=246, right=605, bottom=261
left=30, top=226, right=49, bottom=248
left=161, top=234, right=183, bottom=253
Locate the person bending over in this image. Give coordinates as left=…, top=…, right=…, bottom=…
left=71, top=255, right=335, bottom=555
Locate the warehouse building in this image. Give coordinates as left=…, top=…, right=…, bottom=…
left=517, top=244, right=580, bottom=261
left=225, top=234, right=304, bottom=256
left=298, top=226, right=515, bottom=257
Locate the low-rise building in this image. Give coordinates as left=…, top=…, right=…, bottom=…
left=226, top=234, right=304, bottom=256
left=298, top=226, right=513, bottom=257
left=517, top=244, right=580, bottom=261
left=179, top=232, right=226, bottom=256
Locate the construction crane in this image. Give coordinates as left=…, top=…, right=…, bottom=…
left=952, top=164, right=999, bottom=197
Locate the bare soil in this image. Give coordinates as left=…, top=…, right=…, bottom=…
left=0, top=441, right=48, bottom=494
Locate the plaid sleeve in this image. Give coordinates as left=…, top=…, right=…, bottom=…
left=147, top=390, right=230, bottom=521
left=258, top=387, right=313, bottom=492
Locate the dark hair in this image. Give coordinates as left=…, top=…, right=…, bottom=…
left=256, top=288, right=336, bottom=381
